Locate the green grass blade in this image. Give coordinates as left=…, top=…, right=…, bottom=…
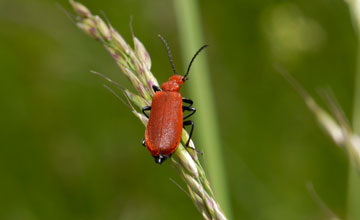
left=348, top=44, right=360, bottom=219
left=346, top=1, right=360, bottom=219
left=173, top=0, right=233, bottom=218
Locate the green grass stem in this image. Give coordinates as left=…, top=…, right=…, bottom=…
left=173, top=0, right=233, bottom=218
left=348, top=44, right=360, bottom=219
left=347, top=1, right=360, bottom=219
left=347, top=0, right=360, bottom=220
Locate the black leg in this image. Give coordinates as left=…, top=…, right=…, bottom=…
left=182, top=106, right=196, bottom=120
left=142, top=138, right=146, bottom=147
left=183, top=120, right=194, bottom=147
left=153, top=154, right=169, bottom=164
left=152, top=85, right=161, bottom=93
left=182, top=97, right=193, bottom=107
left=142, top=106, right=151, bottom=118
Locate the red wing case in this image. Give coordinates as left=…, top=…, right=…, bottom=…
left=145, top=91, right=183, bottom=156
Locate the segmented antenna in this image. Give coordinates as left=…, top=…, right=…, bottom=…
left=184, top=44, right=208, bottom=80
left=158, top=35, right=177, bottom=75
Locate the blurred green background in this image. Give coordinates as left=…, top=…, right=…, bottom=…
left=0, top=0, right=356, bottom=219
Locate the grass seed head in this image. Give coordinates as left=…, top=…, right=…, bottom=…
left=133, top=37, right=152, bottom=71
left=77, top=18, right=99, bottom=40
left=111, top=27, right=131, bottom=55
left=94, top=15, right=111, bottom=41
left=69, top=0, right=91, bottom=18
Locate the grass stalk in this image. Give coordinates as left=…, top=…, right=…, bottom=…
left=173, top=0, right=233, bottom=218
left=347, top=166, right=360, bottom=219
left=348, top=44, right=360, bottom=220
left=346, top=1, right=360, bottom=219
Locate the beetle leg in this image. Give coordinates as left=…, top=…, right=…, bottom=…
left=183, top=120, right=194, bottom=147
left=152, top=85, right=161, bottom=93
left=142, top=138, right=146, bottom=147
left=153, top=154, right=168, bottom=164
left=182, top=97, right=193, bottom=107
left=182, top=106, right=196, bottom=120
left=142, top=106, right=151, bottom=118
left=183, top=120, right=202, bottom=154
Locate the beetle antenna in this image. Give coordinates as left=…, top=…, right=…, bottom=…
left=158, top=35, right=177, bottom=75
left=184, top=44, right=208, bottom=80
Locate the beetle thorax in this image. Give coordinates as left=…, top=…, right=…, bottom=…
left=161, top=75, right=184, bottom=92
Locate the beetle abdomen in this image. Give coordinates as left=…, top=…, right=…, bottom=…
left=145, top=91, right=183, bottom=156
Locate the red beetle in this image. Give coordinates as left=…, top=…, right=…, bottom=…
left=142, top=35, right=208, bottom=164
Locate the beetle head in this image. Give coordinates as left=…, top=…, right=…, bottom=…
left=161, top=78, right=181, bottom=92
left=169, top=75, right=185, bottom=84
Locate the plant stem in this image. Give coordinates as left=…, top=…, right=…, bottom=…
left=347, top=1, right=360, bottom=219
left=348, top=44, right=360, bottom=219
left=173, top=0, right=233, bottom=218
left=347, top=166, right=360, bottom=219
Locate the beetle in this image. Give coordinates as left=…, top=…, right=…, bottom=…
left=141, top=35, right=208, bottom=164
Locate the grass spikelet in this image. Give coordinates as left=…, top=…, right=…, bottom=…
left=277, top=67, right=360, bottom=171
